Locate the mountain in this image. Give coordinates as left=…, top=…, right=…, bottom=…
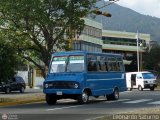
left=94, top=1, right=160, bottom=42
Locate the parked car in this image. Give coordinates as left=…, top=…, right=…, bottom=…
left=0, top=76, right=26, bottom=94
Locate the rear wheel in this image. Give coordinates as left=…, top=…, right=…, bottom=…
left=106, top=88, right=119, bottom=101
left=77, top=91, right=89, bottom=104
left=46, top=94, right=57, bottom=105
left=5, top=87, right=10, bottom=94
left=138, top=85, right=143, bottom=91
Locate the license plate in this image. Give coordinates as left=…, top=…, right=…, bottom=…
left=56, top=91, right=62, bottom=95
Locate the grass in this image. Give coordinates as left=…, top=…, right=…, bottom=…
left=0, top=93, right=45, bottom=106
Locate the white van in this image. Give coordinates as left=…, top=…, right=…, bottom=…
left=126, top=71, right=157, bottom=91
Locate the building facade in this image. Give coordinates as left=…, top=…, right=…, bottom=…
left=102, top=30, right=150, bottom=71
left=73, top=18, right=103, bottom=52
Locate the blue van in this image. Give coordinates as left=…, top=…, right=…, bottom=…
left=43, top=51, right=126, bottom=105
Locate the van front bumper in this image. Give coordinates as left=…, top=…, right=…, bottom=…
left=144, top=83, right=157, bottom=88
left=43, top=88, right=82, bottom=95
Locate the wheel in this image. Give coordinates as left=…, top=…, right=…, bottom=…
left=138, top=85, right=143, bottom=91
left=128, top=88, right=132, bottom=91
left=20, top=87, right=25, bottom=93
left=77, top=91, right=89, bottom=104
left=150, top=87, right=155, bottom=91
left=46, top=94, right=57, bottom=105
left=106, top=88, right=119, bottom=101
left=5, top=87, right=10, bottom=94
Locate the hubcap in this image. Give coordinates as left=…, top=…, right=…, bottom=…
left=82, top=92, right=88, bottom=103
left=115, top=90, right=119, bottom=99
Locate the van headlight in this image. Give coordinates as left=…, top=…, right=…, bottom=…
left=144, top=81, right=148, bottom=84
left=44, top=83, right=49, bottom=88
left=74, top=83, right=79, bottom=89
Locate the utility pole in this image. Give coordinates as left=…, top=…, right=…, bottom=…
left=136, top=31, right=140, bottom=72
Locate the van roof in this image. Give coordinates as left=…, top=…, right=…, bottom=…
left=126, top=71, right=151, bottom=74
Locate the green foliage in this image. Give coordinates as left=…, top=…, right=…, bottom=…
left=143, top=46, right=160, bottom=73
left=0, top=38, right=20, bottom=82
left=0, top=0, right=96, bottom=77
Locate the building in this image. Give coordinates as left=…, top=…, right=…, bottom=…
left=102, top=30, right=151, bottom=71
left=72, top=18, right=103, bottom=52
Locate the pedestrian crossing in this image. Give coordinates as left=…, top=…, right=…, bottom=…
left=57, top=98, right=160, bottom=105
left=112, top=98, right=160, bottom=105
left=123, top=99, right=152, bottom=104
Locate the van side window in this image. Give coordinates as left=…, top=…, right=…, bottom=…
left=87, top=55, right=97, bottom=71
left=97, top=56, right=107, bottom=71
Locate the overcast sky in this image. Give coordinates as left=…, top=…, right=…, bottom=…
left=109, top=0, right=160, bottom=18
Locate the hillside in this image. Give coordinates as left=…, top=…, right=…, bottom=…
left=95, top=1, right=160, bottom=42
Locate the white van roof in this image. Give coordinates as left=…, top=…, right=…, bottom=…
left=126, top=71, right=151, bottom=74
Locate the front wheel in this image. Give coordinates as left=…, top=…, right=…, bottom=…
left=5, top=87, right=10, bottom=94
left=77, top=91, right=89, bottom=104
left=150, top=87, right=155, bottom=91
left=138, top=85, right=143, bottom=91
left=46, top=94, right=57, bottom=105
left=20, top=87, right=25, bottom=93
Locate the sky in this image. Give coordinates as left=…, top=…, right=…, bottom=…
left=108, top=0, right=160, bottom=18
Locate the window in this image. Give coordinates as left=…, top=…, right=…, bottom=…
left=87, top=55, right=97, bottom=71
left=108, top=57, right=117, bottom=71
left=50, top=56, right=67, bottom=73
left=117, top=57, right=124, bottom=71
left=97, top=56, right=107, bottom=71
left=67, top=56, right=84, bottom=72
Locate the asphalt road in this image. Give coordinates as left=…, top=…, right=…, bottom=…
left=0, top=90, right=160, bottom=120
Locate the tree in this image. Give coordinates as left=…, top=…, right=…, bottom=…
left=143, top=46, right=160, bottom=73
left=0, top=0, right=96, bottom=78
left=0, top=36, right=21, bottom=82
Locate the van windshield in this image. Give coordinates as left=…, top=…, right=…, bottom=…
left=50, top=55, right=84, bottom=73
left=142, top=73, right=155, bottom=79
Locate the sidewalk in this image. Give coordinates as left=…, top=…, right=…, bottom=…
left=0, top=88, right=45, bottom=106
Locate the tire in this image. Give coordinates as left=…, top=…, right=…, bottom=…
left=150, top=87, right=155, bottom=91
left=46, top=94, right=57, bottom=105
left=128, top=88, right=132, bottom=91
left=77, top=91, right=89, bottom=104
left=5, top=87, right=10, bottom=94
left=106, top=88, right=119, bottom=101
left=138, top=85, right=143, bottom=91
left=20, top=87, right=25, bottom=93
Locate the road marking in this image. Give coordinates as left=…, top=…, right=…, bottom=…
left=46, top=105, right=84, bottom=111
left=85, top=115, right=105, bottom=120
left=148, top=101, right=160, bottom=105
left=123, top=99, right=152, bottom=104
left=117, top=99, right=131, bottom=102
left=103, top=99, right=131, bottom=103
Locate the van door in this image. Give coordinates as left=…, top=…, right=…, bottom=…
left=131, top=74, right=136, bottom=88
